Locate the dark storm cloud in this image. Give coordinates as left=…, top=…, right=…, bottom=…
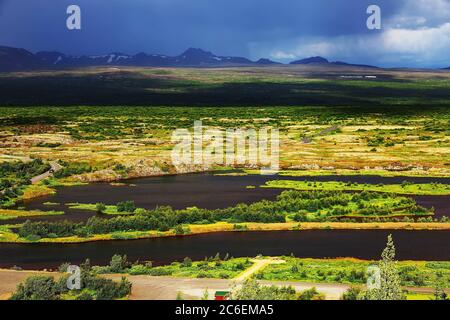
left=0, top=0, right=448, bottom=67
left=0, top=0, right=6, bottom=13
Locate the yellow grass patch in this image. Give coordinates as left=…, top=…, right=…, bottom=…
left=0, top=209, right=62, bottom=219
left=4, top=222, right=449, bottom=244
left=21, top=184, right=56, bottom=200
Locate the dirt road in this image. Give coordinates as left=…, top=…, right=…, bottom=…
left=31, top=161, right=62, bottom=184
left=104, top=275, right=350, bottom=300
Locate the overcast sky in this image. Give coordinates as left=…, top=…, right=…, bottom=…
left=0, top=0, right=449, bottom=67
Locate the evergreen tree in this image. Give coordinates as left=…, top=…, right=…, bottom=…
left=365, top=234, right=405, bottom=300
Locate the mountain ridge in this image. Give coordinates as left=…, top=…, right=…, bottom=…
left=290, top=56, right=329, bottom=65
left=290, top=56, right=378, bottom=69
left=1, top=45, right=382, bottom=71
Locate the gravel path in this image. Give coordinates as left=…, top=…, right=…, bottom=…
left=31, top=161, right=62, bottom=184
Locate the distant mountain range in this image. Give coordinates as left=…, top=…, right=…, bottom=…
left=289, top=56, right=378, bottom=69
left=0, top=45, right=383, bottom=71
left=0, top=46, right=283, bottom=71
left=0, top=46, right=45, bottom=71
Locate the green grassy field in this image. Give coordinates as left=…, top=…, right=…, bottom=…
left=0, top=66, right=449, bottom=183
left=91, top=255, right=450, bottom=289
left=93, top=255, right=253, bottom=279
left=256, top=257, right=450, bottom=288
left=1, top=66, right=449, bottom=107
left=0, top=104, right=448, bottom=186
left=67, top=203, right=135, bottom=215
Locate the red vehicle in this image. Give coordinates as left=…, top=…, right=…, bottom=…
left=214, top=291, right=230, bottom=301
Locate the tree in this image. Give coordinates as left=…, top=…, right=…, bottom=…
left=116, top=201, right=136, bottom=213
left=174, top=225, right=185, bottom=235
left=96, top=203, right=106, bottom=213
left=297, top=287, right=325, bottom=300
left=365, top=234, right=405, bottom=300
left=58, top=262, right=70, bottom=272
left=231, top=279, right=296, bottom=300
left=10, top=271, right=131, bottom=301
left=109, top=254, right=127, bottom=273
left=434, top=272, right=448, bottom=301
left=80, top=258, right=91, bottom=272
left=10, top=276, right=59, bottom=300
left=182, top=257, right=193, bottom=267
left=341, top=286, right=363, bottom=300
left=76, top=292, right=94, bottom=300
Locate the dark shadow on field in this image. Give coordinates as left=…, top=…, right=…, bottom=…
left=0, top=70, right=449, bottom=107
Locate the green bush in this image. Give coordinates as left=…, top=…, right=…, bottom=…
left=76, top=292, right=94, bottom=300
left=53, top=161, right=93, bottom=178
left=232, top=279, right=297, bottom=300
left=11, top=268, right=132, bottom=300
left=109, top=254, right=128, bottom=273
left=182, top=257, right=193, bottom=267
left=341, top=286, right=363, bottom=300
left=297, top=287, right=325, bottom=300
left=96, top=203, right=106, bottom=213
left=10, top=276, right=60, bottom=300
left=116, top=201, right=136, bottom=213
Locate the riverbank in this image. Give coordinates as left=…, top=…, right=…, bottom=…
left=0, top=209, right=64, bottom=220
left=244, top=169, right=450, bottom=178
left=1, top=221, right=449, bottom=244
left=262, top=180, right=450, bottom=196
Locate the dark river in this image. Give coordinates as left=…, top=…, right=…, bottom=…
left=0, top=230, right=448, bottom=270
left=7, top=172, right=450, bottom=224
